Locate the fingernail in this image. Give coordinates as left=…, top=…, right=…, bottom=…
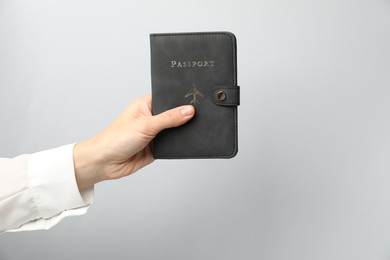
left=181, top=106, right=194, bottom=116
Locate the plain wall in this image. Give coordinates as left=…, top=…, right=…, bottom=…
left=1, top=0, right=390, bottom=259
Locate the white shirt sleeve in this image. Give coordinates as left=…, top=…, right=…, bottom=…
left=0, top=144, right=94, bottom=233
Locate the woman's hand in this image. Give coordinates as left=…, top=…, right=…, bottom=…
left=73, top=95, right=195, bottom=190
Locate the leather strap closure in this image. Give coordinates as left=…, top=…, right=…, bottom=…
left=212, top=86, right=240, bottom=106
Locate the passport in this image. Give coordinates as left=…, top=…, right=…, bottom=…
left=150, top=32, right=240, bottom=159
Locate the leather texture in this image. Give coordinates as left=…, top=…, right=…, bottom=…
left=150, top=32, right=239, bottom=159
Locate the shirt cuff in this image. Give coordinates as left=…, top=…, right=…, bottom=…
left=9, top=144, right=94, bottom=232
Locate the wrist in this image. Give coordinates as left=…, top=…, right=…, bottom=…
left=73, top=138, right=107, bottom=190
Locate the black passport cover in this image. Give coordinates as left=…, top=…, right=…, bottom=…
left=150, top=32, right=239, bottom=159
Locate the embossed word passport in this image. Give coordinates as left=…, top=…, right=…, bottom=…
left=150, top=32, right=240, bottom=159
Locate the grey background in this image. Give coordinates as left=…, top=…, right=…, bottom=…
left=1, top=0, right=390, bottom=259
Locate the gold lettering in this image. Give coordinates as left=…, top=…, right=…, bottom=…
left=170, top=60, right=215, bottom=68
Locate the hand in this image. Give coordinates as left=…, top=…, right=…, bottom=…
left=73, top=95, right=195, bottom=190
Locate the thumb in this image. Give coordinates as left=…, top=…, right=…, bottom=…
left=148, top=105, right=195, bottom=134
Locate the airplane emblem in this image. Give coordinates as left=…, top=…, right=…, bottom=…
left=185, top=84, right=204, bottom=105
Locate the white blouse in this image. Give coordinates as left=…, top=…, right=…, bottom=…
left=0, top=144, right=93, bottom=233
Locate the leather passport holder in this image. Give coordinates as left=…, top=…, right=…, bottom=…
left=150, top=32, right=240, bottom=159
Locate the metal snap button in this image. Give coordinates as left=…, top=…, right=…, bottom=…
left=217, top=91, right=227, bottom=101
